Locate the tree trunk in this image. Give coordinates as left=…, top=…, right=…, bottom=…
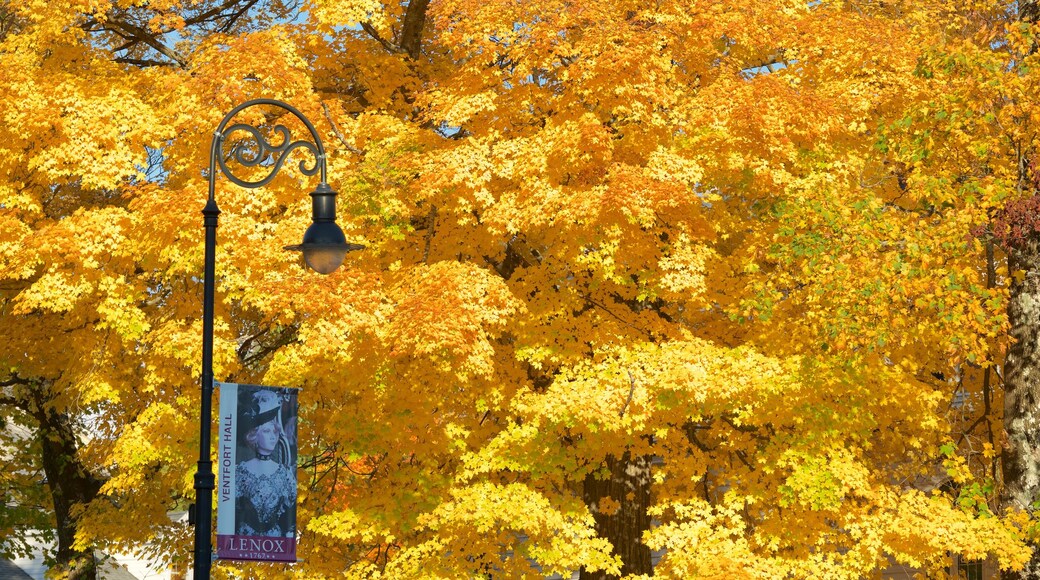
left=30, top=386, right=103, bottom=580
left=1001, top=4, right=1040, bottom=576
left=579, top=452, right=653, bottom=579
left=1001, top=229, right=1040, bottom=580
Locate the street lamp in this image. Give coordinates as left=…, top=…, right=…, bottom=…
left=192, top=99, right=363, bottom=578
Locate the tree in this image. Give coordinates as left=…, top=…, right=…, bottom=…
left=861, top=1, right=1040, bottom=576
left=0, top=0, right=1036, bottom=578
left=1000, top=2, right=1040, bottom=579
left=754, top=3, right=1040, bottom=580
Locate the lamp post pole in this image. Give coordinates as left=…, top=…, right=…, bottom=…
left=193, top=99, right=363, bottom=578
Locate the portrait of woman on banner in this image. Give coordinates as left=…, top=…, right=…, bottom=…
left=235, top=387, right=297, bottom=538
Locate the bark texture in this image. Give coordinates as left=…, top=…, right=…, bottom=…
left=1002, top=233, right=1040, bottom=580
left=400, top=0, right=430, bottom=59
left=579, top=452, right=654, bottom=579
left=30, top=383, right=104, bottom=580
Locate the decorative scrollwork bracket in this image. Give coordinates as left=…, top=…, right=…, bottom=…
left=208, top=99, right=328, bottom=200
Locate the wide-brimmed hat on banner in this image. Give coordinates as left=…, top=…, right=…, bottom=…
left=239, top=389, right=281, bottom=442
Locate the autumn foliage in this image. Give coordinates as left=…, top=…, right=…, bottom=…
left=3, top=0, right=1040, bottom=578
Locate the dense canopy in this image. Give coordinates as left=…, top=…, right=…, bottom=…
left=2, top=0, right=1040, bottom=578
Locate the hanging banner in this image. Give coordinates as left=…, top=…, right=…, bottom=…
left=216, top=382, right=299, bottom=562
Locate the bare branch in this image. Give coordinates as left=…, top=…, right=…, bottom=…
left=105, top=18, right=188, bottom=68
left=181, top=0, right=244, bottom=28
left=1, top=374, right=32, bottom=388
left=733, top=449, right=755, bottom=471
left=216, top=0, right=260, bottom=33
left=0, top=393, right=25, bottom=408
left=321, top=102, right=364, bottom=155
left=114, top=57, right=178, bottom=67
left=361, top=21, right=400, bottom=54
left=580, top=292, right=654, bottom=340
left=619, top=370, right=636, bottom=418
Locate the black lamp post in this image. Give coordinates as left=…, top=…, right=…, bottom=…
left=193, top=99, right=363, bottom=578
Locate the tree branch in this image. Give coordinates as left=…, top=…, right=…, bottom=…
left=0, top=393, right=26, bottom=409
left=619, top=371, right=636, bottom=418
left=105, top=18, right=188, bottom=68
left=216, top=0, right=260, bottom=33
left=321, top=102, right=364, bottom=155
left=361, top=21, right=401, bottom=54
left=581, top=292, right=654, bottom=340
left=181, top=0, right=245, bottom=28
left=422, top=204, right=437, bottom=264
left=114, top=57, right=178, bottom=67
left=0, top=374, right=32, bottom=388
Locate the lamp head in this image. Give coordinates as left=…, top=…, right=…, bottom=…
left=284, top=183, right=364, bottom=274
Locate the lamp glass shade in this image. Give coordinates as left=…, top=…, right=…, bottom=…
left=284, top=221, right=364, bottom=275
left=303, top=245, right=347, bottom=274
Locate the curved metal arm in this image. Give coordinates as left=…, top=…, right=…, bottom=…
left=208, top=99, right=327, bottom=200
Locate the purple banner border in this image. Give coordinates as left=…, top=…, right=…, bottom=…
left=217, top=534, right=297, bottom=562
